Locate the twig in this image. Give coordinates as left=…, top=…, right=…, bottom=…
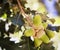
left=17, top=0, right=35, bottom=29
left=17, top=0, right=44, bottom=38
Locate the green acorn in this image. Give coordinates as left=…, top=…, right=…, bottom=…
left=24, top=29, right=34, bottom=37
left=40, top=33, right=50, bottom=43
left=43, top=22, right=48, bottom=29
left=34, top=38, right=42, bottom=47
left=46, top=29, right=55, bottom=39
left=33, top=14, right=42, bottom=27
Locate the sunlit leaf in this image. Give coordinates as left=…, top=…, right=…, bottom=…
left=54, top=17, right=60, bottom=26
left=2, top=13, right=7, bottom=19
left=37, top=3, right=47, bottom=14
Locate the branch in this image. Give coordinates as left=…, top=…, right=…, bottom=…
left=17, top=0, right=44, bottom=38
left=17, top=0, right=35, bottom=29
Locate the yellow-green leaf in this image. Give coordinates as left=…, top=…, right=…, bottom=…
left=37, top=3, right=47, bottom=14
left=2, top=13, right=7, bottom=19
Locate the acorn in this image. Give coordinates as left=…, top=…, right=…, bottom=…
left=40, top=33, right=50, bottom=43
left=46, top=29, right=55, bottom=39
left=34, top=38, right=42, bottom=47
left=43, top=22, right=48, bottom=29
left=24, top=29, right=35, bottom=37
